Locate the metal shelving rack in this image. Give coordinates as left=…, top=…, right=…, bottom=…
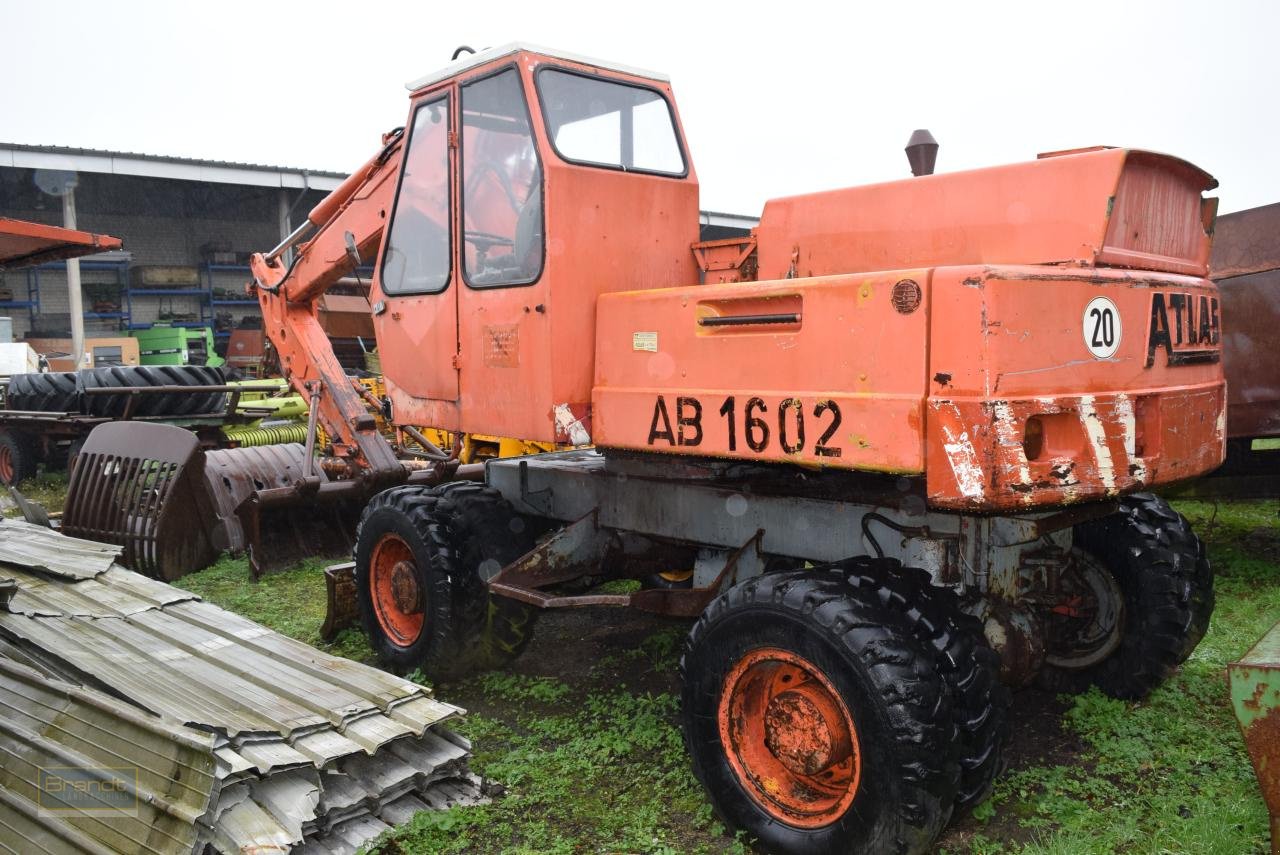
left=204, top=263, right=257, bottom=340
left=124, top=284, right=212, bottom=331
left=24, top=259, right=131, bottom=326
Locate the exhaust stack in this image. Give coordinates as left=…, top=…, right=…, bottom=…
left=906, top=129, right=939, bottom=177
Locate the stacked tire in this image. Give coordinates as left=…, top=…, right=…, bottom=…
left=79, top=365, right=227, bottom=417
left=6, top=371, right=78, bottom=412
left=5, top=366, right=227, bottom=418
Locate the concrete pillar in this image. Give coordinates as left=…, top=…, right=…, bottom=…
left=278, top=190, right=293, bottom=265
left=62, top=188, right=86, bottom=367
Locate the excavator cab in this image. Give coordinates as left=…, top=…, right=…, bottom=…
left=371, top=47, right=700, bottom=442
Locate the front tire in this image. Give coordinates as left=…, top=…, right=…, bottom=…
left=354, top=482, right=538, bottom=680
left=681, top=571, right=959, bottom=855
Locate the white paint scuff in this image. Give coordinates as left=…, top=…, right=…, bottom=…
left=1113, top=393, right=1145, bottom=483
left=992, top=401, right=1032, bottom=502
left=936, top=402, right=985, bottom=499
left=554, top=404, right=592, bottom=446
left=1077, top=396, right=1117, bottom=495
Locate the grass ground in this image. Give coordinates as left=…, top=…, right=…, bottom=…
left=13, top=471, right=1277, bottom=853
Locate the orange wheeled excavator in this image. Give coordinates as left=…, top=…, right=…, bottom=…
left=66, top=44, right=1225, bottom=854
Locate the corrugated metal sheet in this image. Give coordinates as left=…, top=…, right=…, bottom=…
left=0, top=520, right=120, bottom=580
left=0, top=532, right=484, bottom=854
left=0, top=656, right=217, bottom=855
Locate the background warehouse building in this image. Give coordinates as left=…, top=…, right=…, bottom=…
left=0, top=143, right=756, bottom=356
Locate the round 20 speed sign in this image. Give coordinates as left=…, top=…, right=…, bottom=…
left=1083, top=296, right=1121, bottom=359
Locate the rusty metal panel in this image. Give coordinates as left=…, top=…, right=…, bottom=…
left=1218, top=268, right=1280, bottom=439
left=1210, top=203, right=1280, bottom=440
left=1210, top=202, right=1280, bottom=279
left=1228, top=619, right=1280, bottom=854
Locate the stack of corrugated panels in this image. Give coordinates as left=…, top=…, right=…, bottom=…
left=0, top=520, right=484, bottom=855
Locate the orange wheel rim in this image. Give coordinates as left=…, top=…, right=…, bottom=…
left=718, top=647, right=861, bottom=827
left=0, top=446, right=13, bottom=484
left=369, top=533, right=424, bottom=646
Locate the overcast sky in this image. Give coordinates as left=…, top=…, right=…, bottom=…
left=2, top=0, right=1275, bottom=215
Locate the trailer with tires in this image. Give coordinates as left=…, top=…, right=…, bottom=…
left=0, top=365, right=240, bottom=484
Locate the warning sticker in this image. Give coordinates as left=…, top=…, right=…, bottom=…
left=633, top=331, right=658, bottom=352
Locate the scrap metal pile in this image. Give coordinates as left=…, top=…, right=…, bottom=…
left=0, top=520, right=483, bottom=854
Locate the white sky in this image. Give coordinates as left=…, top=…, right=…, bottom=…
left=2, top=0, right=1276, bottom=215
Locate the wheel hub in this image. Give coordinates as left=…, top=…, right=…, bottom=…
left=390, top=560, right=421, bottom=614
left=1044, top=549, right=1125, bottom=670
left=763, top=687, right=852, bottom=776
left=719, top=647, right=861, bottom=827
left=369, top=533, right=425, bottom=646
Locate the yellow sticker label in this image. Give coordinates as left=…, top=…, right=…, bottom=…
left=633, top=331, right=658, bottom=352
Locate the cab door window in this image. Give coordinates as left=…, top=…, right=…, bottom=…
left=461, top=68, right=544, bottom=288
left=382, top=94, right=451, bottom=295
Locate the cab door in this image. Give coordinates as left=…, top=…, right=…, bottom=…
left=371, top=86, right=460, bottom=402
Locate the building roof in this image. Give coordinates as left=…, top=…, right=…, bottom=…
left=0, top=142, right=346, bottom=193
left=0, top=143, right=762, bottom=228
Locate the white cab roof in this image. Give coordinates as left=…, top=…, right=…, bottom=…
left=405, top=42, right=670, bottom=92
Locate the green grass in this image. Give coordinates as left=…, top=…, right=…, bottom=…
left=5, top=470, right=70, bottom=517
left=64, top=487, right=1278, bottom=854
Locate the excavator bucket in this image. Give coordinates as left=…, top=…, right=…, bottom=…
left=203, top=443, right=361, bottom=576
left=62, top=422, right=219, bottom=579
left=63, top=422, right=360, bottom=581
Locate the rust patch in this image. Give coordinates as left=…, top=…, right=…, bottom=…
left=1242, top=703, right=1280, bottom=814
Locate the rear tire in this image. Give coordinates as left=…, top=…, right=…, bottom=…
left=354, top=482, right=539, bottom=680
left=0, top=429, right=38, bottom=486
left=681, top=571, right=959, bottom=855
left=1040, top=493, right=1212, bottom=700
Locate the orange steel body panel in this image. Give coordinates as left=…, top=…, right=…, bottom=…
left=924, top=266, right=1223, bottom=510
left=594, top=147, right=1224, bottom=511
left=594, top=272, right=931, bottom=473
left=595, top=264, right=1224, bottom=510
left=753, top=148, right=1214, bottom=282
left=376, top=49, right=699, bottom=444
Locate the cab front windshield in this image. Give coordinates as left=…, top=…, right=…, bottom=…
left=462, top=69, right=543, bottom=287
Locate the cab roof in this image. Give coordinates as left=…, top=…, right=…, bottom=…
left=405, top=42, right=670, bottom=92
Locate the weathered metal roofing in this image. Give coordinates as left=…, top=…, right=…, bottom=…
left=0, top=519, right=120, bottom=580
left=0, top=656, right=217, bottom=855
left=0, top=530, right=483, bottom=854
